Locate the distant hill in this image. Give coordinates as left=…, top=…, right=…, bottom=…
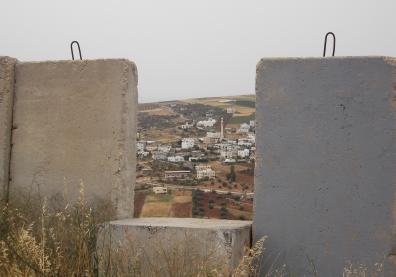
left=138, top=94, right=256, bottom=127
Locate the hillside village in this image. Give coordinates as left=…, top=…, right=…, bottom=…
left=134, top=95, right=256, bottom=220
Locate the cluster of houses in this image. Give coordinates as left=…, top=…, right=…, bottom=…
left=137, top=115, right=255, bottom=184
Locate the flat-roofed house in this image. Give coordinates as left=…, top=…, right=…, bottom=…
left=153, top=186, right=168, bottom=194
left=195, top=165, right=216, bottom=179
left=164, top=170, right=192, bottom=180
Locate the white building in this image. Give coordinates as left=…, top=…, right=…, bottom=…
left=138, top=151, right=150, bottom=158
left=223, top=139, right=238, bottom=145
left=223, top=158, right=236, bottom=164
left=152, top=151, right=167, bottom=160
left=189, top=157, right=203, bottom=162
left=202, top=136, right=218, bottom=144
left=206, top=132, right=221, bottom=139
left=238, top=149, right=250, bottom=158
left=165, top=170, right=192, bottom=180
left=168, top=156, right=184, bottom=163
left=197, top=118, right=216, bottom=128
left=158, top=144, right=172, bottom=153
left=181, top=122, right=193, bottom=129
left=190, top=150, right=203, bottom=157
left=238, top=139, right=253, bottom=147
left=153, top=185, right=168, bottom=194
left=237, top=123, right=250, bottom=133
left=181, top=138, right=195, bottom=149
left=226, top=107, right=235, bottom=114
left=195, top=165, right=216, bottom=179
left=247, top=133, right=255, bottom=144
left=136, top=142, right=145, bottom=152
left=146, top=145, right=158, bottom=152
left=219, top=142, right=238, bottom=151
left=249, top=120, right=255, bottom=127
left=220, top=149, right=237, bottom=159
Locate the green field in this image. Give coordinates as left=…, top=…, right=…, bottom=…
left=145, top=192, right=173, bottom=203
left=229, top=112, right=255, bottom=124
left=234, top=100, right=255, bottom=108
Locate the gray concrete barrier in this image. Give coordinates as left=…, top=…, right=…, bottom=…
left=0, top=57, right=17, bottom=202
left=97, top=217, right=252, bottom=275
left=9, top=59, right=138, bottom=219
left=254, top=57, right=396, bottom=276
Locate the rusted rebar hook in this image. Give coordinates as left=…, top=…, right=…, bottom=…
left=323, top=32, right=336, bottom=57
left=70, top=41, right=83, bottom=60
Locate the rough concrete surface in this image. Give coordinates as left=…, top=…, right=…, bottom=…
left=0, top=57, right=17, bottom=201
left=98, top=217, right=252, bottom=274
left=10, top=59, right=138, bottom=219
left=254, top=57, right=396, bottom=276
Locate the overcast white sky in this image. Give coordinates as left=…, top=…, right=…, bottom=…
left=1, top=0, right=395, bottom=102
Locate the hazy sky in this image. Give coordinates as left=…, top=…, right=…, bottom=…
left=1, top=0, right=395, bottom=102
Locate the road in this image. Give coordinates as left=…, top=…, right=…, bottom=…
left=166, top=184, right=254, bottom=198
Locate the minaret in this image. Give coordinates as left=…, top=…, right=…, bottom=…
left=220, top=117, right=224, bottom=140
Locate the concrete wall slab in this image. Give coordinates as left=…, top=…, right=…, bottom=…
left=254, top=57, right=396, bottom=276
left=10, top=59, right=138, bottom=219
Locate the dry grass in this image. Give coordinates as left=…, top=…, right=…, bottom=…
left=0, top=184, right=382, bottom=276
left=141, top=202, right=173, bottom=217
left=139, top=107, right=173, bottom=116
left=0, top=184, right=99, bottom=276
left=342, top=262, right=385, bottom=277
left=227, top=208, right=253, bottom=221
left=232, top=236, right=286, bottom=277
left=0, top=181, right=270, bottom=277
left=98, top=229, right=230, bottom=276
left=173, top=195, right=192, bottom=204
left=143, top=129, right=180, bottom=143
left=140, top=191, right=192, bottom=218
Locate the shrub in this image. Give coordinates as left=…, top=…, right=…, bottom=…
left=0, top=185, right=100, bottom=276
left=227, top=165, right=236, bottom=182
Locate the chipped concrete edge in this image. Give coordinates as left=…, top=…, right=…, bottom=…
left=114, top=59, right=138, bottom=219
left=383, top=57, right=396, bottom=259
left=0, top=56, right=17, bottom=202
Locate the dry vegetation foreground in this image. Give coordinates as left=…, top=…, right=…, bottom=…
left=0, top=188, right=272, bottom=277
left=0, top=188, right=383, bottom=276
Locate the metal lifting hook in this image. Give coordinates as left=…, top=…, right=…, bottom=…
left=70, top=41, right=83, bottom=60
left=323, top=32, right=336, bottom=57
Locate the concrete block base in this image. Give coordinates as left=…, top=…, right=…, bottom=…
left=97, top=217, right=252, bottom=275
